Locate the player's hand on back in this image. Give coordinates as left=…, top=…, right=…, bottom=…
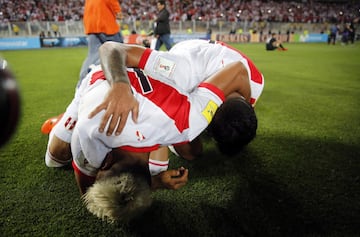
left=88, top=82, right=139, bottom=136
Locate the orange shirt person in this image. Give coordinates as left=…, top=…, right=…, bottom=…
left=79, top=0, right=124, bottom=85
left=83, top=0, right=122, bottom=35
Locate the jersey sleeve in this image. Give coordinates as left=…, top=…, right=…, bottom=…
left=138, top=48, right=152, bottom=69
left=186, top=82, right=225, bottom=141
left=138, top=49, right=201, bottom=92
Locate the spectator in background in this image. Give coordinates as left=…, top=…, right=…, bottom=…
left=328, top=23, right=338, bottom=45
left=12, top=24, right=19, bottom=35
left=266, top=33, right=287, bottom=51
left=51, top=23, right=60, bottom=37
left=39, top=31, right=45, bottom=47
left=206, top=28, right=212, bottom=40
left=0, top=0, right=359, bottom=28
left=341, top=23, right=351, bottom=45
left=78, top=0, right=124, bottom=85
left=348, top=17, right=358, bottom=44
left=154, top=0, right=172, bottom=51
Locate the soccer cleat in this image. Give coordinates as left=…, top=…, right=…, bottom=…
left=41, top=113, right=64, bottom=134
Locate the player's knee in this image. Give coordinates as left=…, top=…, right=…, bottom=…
left=45, top=149, right=71, bottom=168
left=45, top=136, right=72, bottom=167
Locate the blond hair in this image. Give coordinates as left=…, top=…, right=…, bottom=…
left=82, top=172, right=152, bottom=223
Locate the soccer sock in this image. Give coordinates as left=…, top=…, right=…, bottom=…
left=148, top=159, right=169, bottom=176
left=45, top=150, right=71, bottom=168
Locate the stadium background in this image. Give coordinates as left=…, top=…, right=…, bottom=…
left=0, top=0, right=359, bottom=49
left=0, top=1, right=360, bottom=237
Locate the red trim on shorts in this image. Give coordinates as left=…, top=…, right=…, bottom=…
left=72, top=161, right=96, bottom=181
left=118, top=144, right=160, bottom=152
left=138, top=48, right=152, bottom=69
left=198, top=82, right=225, bottom=102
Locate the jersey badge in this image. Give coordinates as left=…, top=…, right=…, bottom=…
left=154, top=56, right=176, bottom=78
left=64, top=117, right=77, bottom=131
left=202, top=100, right=218, bottom=124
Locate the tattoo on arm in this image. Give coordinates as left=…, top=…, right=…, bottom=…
left=101, top=46, right=129, bottom=84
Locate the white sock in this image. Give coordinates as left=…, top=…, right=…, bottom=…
left=148, top=159, right=169, bottom=176
left=45, top=150, right=71, bottom=168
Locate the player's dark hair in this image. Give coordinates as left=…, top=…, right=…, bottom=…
left=207, top=97, right=257, bottom=156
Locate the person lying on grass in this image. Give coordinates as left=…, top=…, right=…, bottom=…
left=44, top=39, right=264, bottom=222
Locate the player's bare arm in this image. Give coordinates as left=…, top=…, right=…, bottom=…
left=172, top=136, right=203, bottom=161
left=88, top=42, right=146, bottom=136
left=205, top=61, right=251, bottom=100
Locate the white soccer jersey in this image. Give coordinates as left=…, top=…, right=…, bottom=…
left=139, top=39, right=264, bottom=105
left=68, top=39, right=264, bottom=177
left=71, top=67, right=224, bottom=176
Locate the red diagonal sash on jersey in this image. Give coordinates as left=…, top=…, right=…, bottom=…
left=88, top=68, right=190, bottom=133
left=128, top=70, right=190, bottom=133
left=89, top=70, right=106, bottom=85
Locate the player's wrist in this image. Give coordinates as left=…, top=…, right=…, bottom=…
left=112, top=74, right=129, bottom=84
left=112, top=81, right=131, bottom=90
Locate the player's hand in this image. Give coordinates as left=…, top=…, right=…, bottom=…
left=152, top=167, right=188, bottom=190
left=88, top=82, right=139, bottom=136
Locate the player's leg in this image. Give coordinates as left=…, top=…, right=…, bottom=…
left=162, top=34, right=173, bottom=50
left=78, top=34, right=102, bottom=85
left=155, top=36, right=163, bottom=50
left=274, top=40, right=287, bottom=51
left=169, top=136, right=203, bottom=161
left=45, top=131, right=72, bottom=167
left=266, top=42, right=276, bottom=51
left=44, top=98, right=79, bottom=167
left=148, top=146, right=169, bottom=176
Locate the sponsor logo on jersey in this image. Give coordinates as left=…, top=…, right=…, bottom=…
left=202, top=100, right=218, bottom=123
left=154, top=56, right=175, bottom=78
left=159, top=64, right=170, bottom=70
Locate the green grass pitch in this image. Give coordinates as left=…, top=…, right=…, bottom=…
left=0, top=42, right=359, bottom=237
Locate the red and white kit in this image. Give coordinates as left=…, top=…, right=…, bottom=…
left=71, top=66, right=224, bottom=176
left=143, top=39, right=264, bottom=105
left=49, top=39, right=264, bottom=177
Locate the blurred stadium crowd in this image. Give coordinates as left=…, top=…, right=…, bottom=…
left=0, top=0, right=358, bottom=24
